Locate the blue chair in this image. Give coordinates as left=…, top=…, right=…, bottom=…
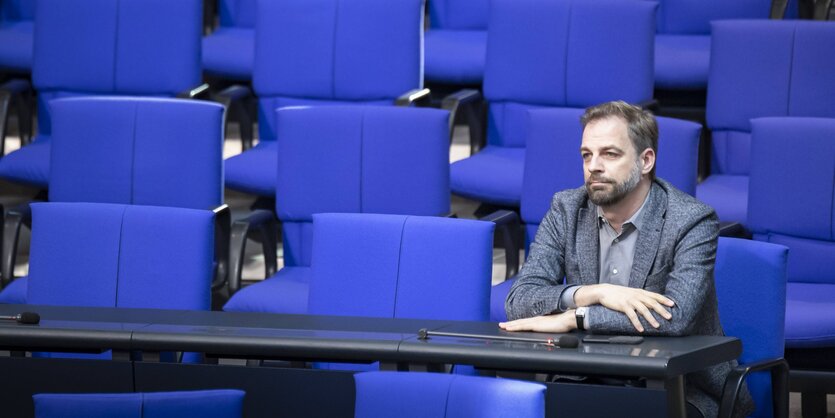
left=653, top=0, right=772, bottom=91
left=223, top=0, right=425, bottom=198
left=490, top=108, right=701, bottom=321
left=309, top=213, right=493, bottom=371
left=0, top=97, right=226, bottom=305
left=202, top=0, right=255, bottom=81
left=354, top=372, right=545, bottom=418
left=448, top=0, right=655, bottom=208
left=747, top=116, right=835, bottom=416
left=34, top=390, right=244, bottom=418
left=714, top=238, right=789, bottom=418
left=0, top=0, right=34, bottom=73
left=0, top=0, right=203, bottom=189
left=425, top=0, right=489, bottom=85
left=223, top=106, right=450, bottom=314
left=698, top=20, right=835, bottom=225
left=25, top=202, right=215, bottom=360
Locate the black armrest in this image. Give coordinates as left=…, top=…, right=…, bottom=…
left=813, top=0, right=833, bottom=19
left=480, top=209, right=521, bottom=279
left=228, top=210, right=279, bottom=295
left=718, top=357, right=789, bottom=418
left=0, top=79, right=35, bottom=155
left=214, top=85, right=255, bottom=151
left=394, top=88, right=432, bottom=107
left=1, top=203, right=33, bottom=288
left=441, top=89, right=486, bottom=154
left=770, top=0, right=789, bottom=18
left=718, top=221, right=751, bottom=239
left=176, top=83, right=212, bottom=100
left=211, top=205, right=231, bottom=291
left=203, top=0, right=218, bottom=35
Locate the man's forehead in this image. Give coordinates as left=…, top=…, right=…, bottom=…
left=581, top=117, right=629, bottom=148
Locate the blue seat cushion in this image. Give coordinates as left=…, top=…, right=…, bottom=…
left=0, top=277, right=28, bottom=304
left=201, top=27, right=254, bottom=81
left=696, top=174, right=748, bottom=224
left=0, top=21, right=33, bottom=71
left=223, top=266, right=311, bottom=314
left=424, top=30, right=487, bottom=85
left=785, top=282, right=835, bottom=348
left=490, top=278, right=515, bottom=323
left=0, top=135, right=51, bottom=187
left=224, top=141, right=277, bottom=196
left=654, top=35, right=711, bottom=90
left=450, top=146, right=525, bottom=207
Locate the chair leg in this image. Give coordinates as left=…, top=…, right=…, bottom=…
left=800, top=391, right=827, bottom=418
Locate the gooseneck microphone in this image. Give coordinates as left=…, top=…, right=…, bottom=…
left=418, top=328, right=579, bottom=348
left=0, top=312, right=41, bottom=325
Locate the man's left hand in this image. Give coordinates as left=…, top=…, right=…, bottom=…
left=498, top=310, right=577, bottom=333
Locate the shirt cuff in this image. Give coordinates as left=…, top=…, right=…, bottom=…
left=558, top=285, right=580, bottom=311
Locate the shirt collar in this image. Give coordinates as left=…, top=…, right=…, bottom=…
left=596, top=186, right=653, bottom=231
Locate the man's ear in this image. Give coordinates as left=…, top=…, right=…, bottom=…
left=640, top=148, right=655, bottom=175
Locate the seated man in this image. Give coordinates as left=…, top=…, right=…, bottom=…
left=500, top=101, right=753, bottom=418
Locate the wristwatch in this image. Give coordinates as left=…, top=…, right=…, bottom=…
left=575, top=307, right=587, bottom=331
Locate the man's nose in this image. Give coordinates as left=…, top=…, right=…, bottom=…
left=588, top=155, right=603, bottom=172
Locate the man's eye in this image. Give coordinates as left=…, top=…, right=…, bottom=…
left=606, top=152, right=619, bottom=158
left=581, top=153, right=591, bottom=160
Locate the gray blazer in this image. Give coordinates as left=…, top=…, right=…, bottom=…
left=506, top=179, right=754, bottom=418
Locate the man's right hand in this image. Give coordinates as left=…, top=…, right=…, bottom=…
left=574, top=284, right=674, bottom=332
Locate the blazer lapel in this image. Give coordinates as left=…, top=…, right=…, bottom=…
left=629, top=183, right=667, bottom=289
left=576, top=205, right=600, bottom=285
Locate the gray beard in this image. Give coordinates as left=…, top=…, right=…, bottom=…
left=586, top=162, right=642, bottom=207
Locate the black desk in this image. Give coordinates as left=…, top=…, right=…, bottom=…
left=0, top=304, right=741, bottom=418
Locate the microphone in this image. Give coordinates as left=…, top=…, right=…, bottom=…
left=0, top=312, right=41, bottom=325
left=417, top=328, right=579, bottom=348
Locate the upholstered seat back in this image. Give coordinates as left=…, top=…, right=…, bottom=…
left=48, top=98, right=224, bottom=210
left=707, top=21, right=835, bottom=176
left=748, top=117, right=835, bottom=285
left=26, top=202, right=215, bottom=311
left=309, top=214, right=494, bottom=321
left=31, top=0, right=202, bottom=136
left=275, top=106, right=450, bottom=267
left=252, top=0, right=423, bottom=142
left=482, top=0, right=655, bottom=148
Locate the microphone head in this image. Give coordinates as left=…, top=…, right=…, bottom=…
left=417, top=328, right=429, bottom=340
left=558, top=335, right=579, bottom=348
left=17, top=312, right=40, bottom=325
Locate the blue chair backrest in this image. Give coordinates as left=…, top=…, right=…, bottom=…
left=275, top=106, right=450, bottom=267
left=521, top=108, right=701, bottom=248
left=706, top=20, right=835, bottom=176
left=715, top=237, right=788, bottom=418
left=48, top=97, right=224, bottom=210
left=218, top=0, right=256, bottom=28
left=483, top=0, right=655, bottom=149
left=26, top=202, right=215, bottom=311
left=748, top=117, right=835, bottom=285
left=31, top=0, right=202, bottom=136
left=34, top=390, right=245, bottom=418
left=354, top=372, right=545, bottom=418
left=253, top=0, right=423, bottom=143
left=309, top=213, right=494, bottom=321
left=428, top=0, right=489, bottom=30
left=656, top=0, right=770, bottom=35
left=1, top=0, right=35, bottom=21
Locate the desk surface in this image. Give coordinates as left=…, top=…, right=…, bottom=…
left=0, top=304, right=741, bottom=379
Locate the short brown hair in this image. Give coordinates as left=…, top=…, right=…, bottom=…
left=580, top=101, right=658, bottom=178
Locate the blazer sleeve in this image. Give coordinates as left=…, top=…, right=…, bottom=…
left=586, top=210, right=720, bottom=336
left=505, top=196, right=572, bottom=321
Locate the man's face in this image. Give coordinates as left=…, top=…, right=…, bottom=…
left=580, top=117, right=643, bottom=207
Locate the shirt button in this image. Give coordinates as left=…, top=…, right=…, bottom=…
left=614, top=238, right=619, bottom=243
left=613, top=268, right=619, bottom=275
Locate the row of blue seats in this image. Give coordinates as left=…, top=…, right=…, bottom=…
left=1, top=0, right=810, bottom=89
left=4, top=0, right=833, bottom=228
left=30, top=372, right=547, bottom=418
